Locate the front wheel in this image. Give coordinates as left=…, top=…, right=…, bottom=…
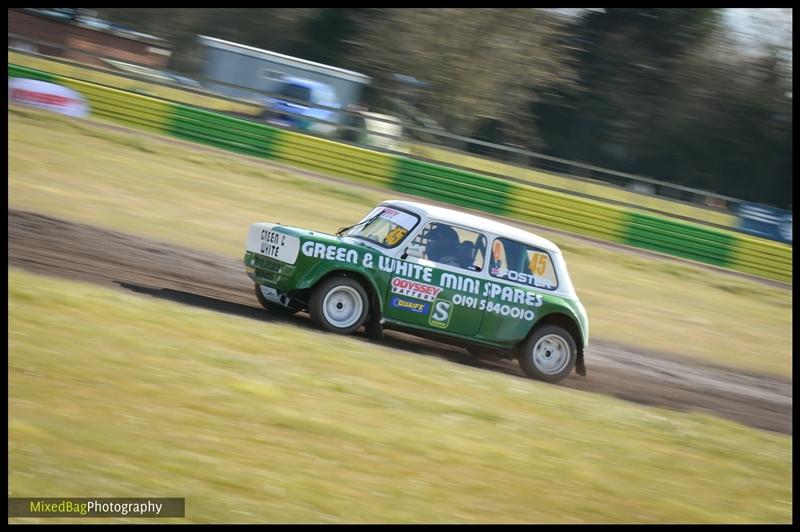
left=518, top=325, right=577, bottom=383
left=309, top=276, right=369, bottom=334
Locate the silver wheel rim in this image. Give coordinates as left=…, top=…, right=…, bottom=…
left=322, top=286, right=363, bottom=329
left=532, top=334, right=571, bottom=375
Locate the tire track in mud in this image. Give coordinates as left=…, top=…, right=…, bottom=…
left=8, top=209, right=792, bottom=435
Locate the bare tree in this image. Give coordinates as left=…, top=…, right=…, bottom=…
left=349, top=8, right=577, bottom=146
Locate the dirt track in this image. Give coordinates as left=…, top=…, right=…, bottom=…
left=8, top=209, right=792, bottom=435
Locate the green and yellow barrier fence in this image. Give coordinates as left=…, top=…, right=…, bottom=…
left=728, top=235, right=792, bottom=282
left=9, top=62, right=56, bottom=83
left=406, top=142, right=739, bottom=228
left=169, top=104, right=280, bottom=159
left=506, top=184, right=627, bottom=242
left=392, top=158, right=513, bottom=216
left=8, top=63, right=792, bottom=284
left=61, top=77, right=175, bottom=134
left=275, top=131, right=396, bottom=187
left=622, top=211, right=736, bottom=267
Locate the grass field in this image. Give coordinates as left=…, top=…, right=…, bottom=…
left=8, top=107, right=792, bottom=377
left=8, top=268, right=792, bottom=523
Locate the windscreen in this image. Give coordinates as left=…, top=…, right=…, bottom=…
left=344, top=206, right=419, bottom=248
left=279, top=83, right=312, bottom=104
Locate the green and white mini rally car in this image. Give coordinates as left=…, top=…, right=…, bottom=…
left=244, top=200, right=589, bottom=382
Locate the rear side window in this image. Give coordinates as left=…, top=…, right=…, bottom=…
left=489, top=238, right=558, bottom=290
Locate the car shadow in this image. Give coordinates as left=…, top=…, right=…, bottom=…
left=115, top=281, right=526, bottom=380
left=117, top=282, right=279, bottom=323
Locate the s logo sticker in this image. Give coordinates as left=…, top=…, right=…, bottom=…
left=429, top=300, right=452, bottom=329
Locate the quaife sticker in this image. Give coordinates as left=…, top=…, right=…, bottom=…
left=390, top=278, right=443, bottom=302
left=389, top=296, right=430, bottom=314
left=429, top=300, right=452, bottom=329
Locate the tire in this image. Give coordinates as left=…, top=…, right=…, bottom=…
left=518, top=325, right=577, bottom=383
left=309, top=276, right=369, bottom=334
left=254, top=284, right=299, bottom=316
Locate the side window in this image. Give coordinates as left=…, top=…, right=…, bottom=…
left=409, top=222, right=486, bottom=272
left=261, top=69, right=284, bottom=81
left=317, top=86, right=339, bottom=108
left=489, top=238, right=558, bottom=290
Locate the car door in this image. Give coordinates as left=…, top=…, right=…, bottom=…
left=382, top=220, right=488, bottom=337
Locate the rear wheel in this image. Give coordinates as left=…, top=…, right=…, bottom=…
left=310, top=276, right=369, bottom=334
left=254, top=284, right=299, bottom=315
left=518, top=325, right=577, bottom=383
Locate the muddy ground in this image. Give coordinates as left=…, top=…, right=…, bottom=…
left=8, top=209, right=792, bottom=434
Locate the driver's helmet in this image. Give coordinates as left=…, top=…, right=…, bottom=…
left=425, top=224, right=460, bottom=262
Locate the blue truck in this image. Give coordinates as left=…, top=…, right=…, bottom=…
left=259, top=76, right=342, bottom=136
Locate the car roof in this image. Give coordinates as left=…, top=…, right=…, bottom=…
left=381, top=200, right=561, bottom=253
left=282, top=76, right=329, bottom=90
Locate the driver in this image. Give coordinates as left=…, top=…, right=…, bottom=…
left=425, top=224, right=461, bottom=267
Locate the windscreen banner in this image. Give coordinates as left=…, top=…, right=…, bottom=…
left=737, top=202, right=792, bottom=244
left=8, top=77, right=90, bottom=118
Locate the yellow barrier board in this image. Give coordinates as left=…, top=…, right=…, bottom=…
left=506, top=183, right=627, bottom=242
left=275, top=130, right=396, bottom=186
left=59, top=78, right=174, bottom=134
left=728, top=236, right=792, bottom=282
